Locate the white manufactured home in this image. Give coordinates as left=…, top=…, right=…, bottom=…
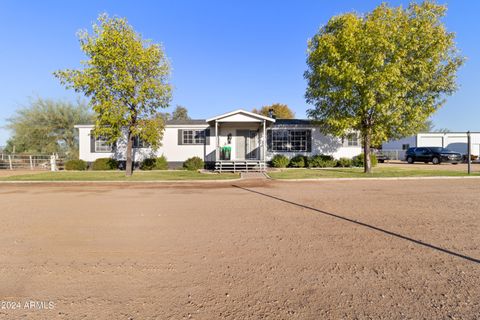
left=382, top=132, right=480, bottom=159
left=75, top=109, right=362, bottom=171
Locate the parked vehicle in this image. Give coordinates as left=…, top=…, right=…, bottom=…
left=373, top=150, right=390, bottom=163
left=405, top=147, right=462, bottom=164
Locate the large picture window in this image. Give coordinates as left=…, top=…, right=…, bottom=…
left=95, top=136, right=113, bottom=152
left=270, top=129, right=311, bottom=152
left=183, top=130, right=206, bottom=145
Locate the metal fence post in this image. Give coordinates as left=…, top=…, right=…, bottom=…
left=8, top=155, right=13, bottom=170
left=467, top=131, right=471, bottom=175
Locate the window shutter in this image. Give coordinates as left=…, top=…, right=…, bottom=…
left=90, top=131, right=96, bottom=153
left=205, top=128, right=210, bottom=145
left=306, top=130, right=312, bottom=152
left=267, top=129, right=272, bottom=151
left=178, top=129, right=183, bottom=145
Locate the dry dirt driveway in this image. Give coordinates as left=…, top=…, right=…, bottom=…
left=0, top=179, right=479, bottom=319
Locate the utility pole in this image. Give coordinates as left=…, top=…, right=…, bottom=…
left=467, top=131, right=471, bottom=175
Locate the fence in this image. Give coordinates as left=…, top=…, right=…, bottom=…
left=377, top=150, right=406, bottom=161
left=0, top=154, right=65, bottom=170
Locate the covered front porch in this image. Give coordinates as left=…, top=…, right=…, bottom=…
left=206, top=110, right=275, bottom=172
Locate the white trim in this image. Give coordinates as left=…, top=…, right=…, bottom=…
left=166, top=124, right=209, bottom=128
left=206, top=109, right=275, bottom=123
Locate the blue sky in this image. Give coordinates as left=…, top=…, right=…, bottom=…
left=0, top=1, right=479, bottom=145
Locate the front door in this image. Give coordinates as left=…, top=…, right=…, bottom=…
left=236, top=130, right=258, bottom=160
left=236, top=130, right=248, bottom=160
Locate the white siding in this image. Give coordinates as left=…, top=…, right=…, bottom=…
left=418, top=135, right=443, bottom=148
left=157, top=125, right=215, bottom=162
left=382, top=136, right=416, bottom=150
left=77, top=127, right=115, bottom=162
left=76, top=125, right=216, bottom=163
left=78, top=124, right=362, bottom=163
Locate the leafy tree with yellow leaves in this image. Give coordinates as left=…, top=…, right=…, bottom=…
left=305, top=1, right=463, bottom=173
left=55, top=14, right=172, bottom=176
left=253, top=103, right=295, bottom=119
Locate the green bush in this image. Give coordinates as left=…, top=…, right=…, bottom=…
left=308, top=155, right=336, bottom=168
left=140, top=155, right=168, bottom=170
left=289, top=155, right=307, bottom=168
left=271, top=155, right=290, bottom=168
left=64, top=159, right=87, bottom=171
left=92, top=158, right=118, bottom=170
left=183, top=156, right=204, bottom=171
left=352, top=153, right=378, bottom=167
left=154, top=155, right=168, bottom=170
left=336, top=157, right=353, bottom=168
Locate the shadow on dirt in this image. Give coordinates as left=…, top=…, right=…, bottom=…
left=233, top=184, right=480, bottom=265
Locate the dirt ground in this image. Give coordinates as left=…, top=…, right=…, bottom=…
left=0, top=179, right=479, bottom=319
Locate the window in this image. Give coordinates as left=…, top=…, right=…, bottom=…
left=95, top=136, right=112, bottom=152
left=270, top=129, right=311, bottom=152
left=402, top=144, right=410, bottom=150
left=183, top=130, right=205, bottom=145
left=133, top=136, right=148, bottom=148
left=346, top=133, right=359, bottom=147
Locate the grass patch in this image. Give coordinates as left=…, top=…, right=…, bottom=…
left=0, top=170, right=240, bottom=181
left=268, top=167, right=480, bottom=179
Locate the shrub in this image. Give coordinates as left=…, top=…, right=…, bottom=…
left=336, top=157, right=353, bottom=168
left=92, top=157, right=118, bottom=170
left=154, top=155, right=168, bottom=170
left=140, top=155, right=168, bottom=170
left=271, top=155, right=290, bottom=168
left=289, top=155, right=307, bottom=168
left=183, top=156, right=204, bottom=171
left=352, top=153, right=378, bottom=167
left=308, top=155, right=336, bottom=168
left=64, top=159, right=87, bottom=171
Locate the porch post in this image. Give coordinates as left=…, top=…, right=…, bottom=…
left=215, top=120, right=219, bottom=161
left=263, top=119, right=266, bottom=161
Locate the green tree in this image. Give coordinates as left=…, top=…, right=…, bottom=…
left=54, top=14, right=172, bottom=176
left=252, top=103, right=295, bottom=119
left=171, top=105, right=190, bottom=120
left=305, top=1, right=463, bottom=173
left=5, top=98, right=92, bottom=157
left=419, top=118, right=451, bottom=132
left=419, top=119, right=435, bottom=132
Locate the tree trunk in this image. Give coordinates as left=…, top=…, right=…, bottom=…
left=363, top=133, right=372, bottom=174
left=125, top=130, right=134, bottom=176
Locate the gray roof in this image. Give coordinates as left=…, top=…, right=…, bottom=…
left=274, top=119, right=313, bottom=125
left=165, top=119, right=206, bottom=125
left=166, top=118, right=315, bottom=126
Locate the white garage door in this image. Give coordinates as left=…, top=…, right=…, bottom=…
left=419, top=136, right=443, bottom=147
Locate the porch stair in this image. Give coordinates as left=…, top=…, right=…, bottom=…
left=215, top=160, right=266, bottom=173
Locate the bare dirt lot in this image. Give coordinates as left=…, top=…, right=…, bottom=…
left=0, top=179, right=479, bottom=319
